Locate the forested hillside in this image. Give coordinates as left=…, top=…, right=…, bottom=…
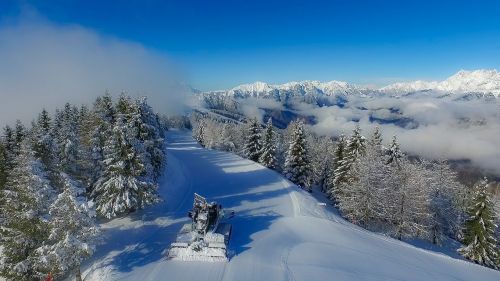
left=0, top=94, right=165, bottom=280
left=189, top=112, right=500, bottom=269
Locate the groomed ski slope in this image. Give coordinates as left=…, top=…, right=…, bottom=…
left=81, top=130, right=500, bottom=281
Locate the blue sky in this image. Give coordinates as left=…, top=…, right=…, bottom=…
left=1, top=0, right=500, bottom=90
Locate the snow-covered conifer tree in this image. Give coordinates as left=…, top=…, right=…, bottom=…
left=54, top=103, right=81, bottom=177
left=14, top=120, right=26, bottom=149
left=284, top=120, right=312, bottom=192
left=327, top=134, right=347, bottom=198
left=332, top=126, right=366, bottom=200
left=337, top=145, right=388, bottom=225
left=31, top=109, right=57, bottom=174
left=87, top=95, right=116, bottom=190
left=369, top=126, right=383, bottom=153
left=91, top=95, right=159, bottom=218
left=193, top=118, right=206, bottom=146
left=0, top=142, right=6, bottom=190
left=216, top=123, right=237, bottom=152
left=346, top=125, right=366, bottom=159
left=386, top=135, right=403, bottom=167
left=385, top=159, right=430, bottom=240
left=458, top=177, right=498, bottom=269
left=258, top=118, right=277, bottom=169
left=307, top=135, right=335, bottom=191
left=427, top=160, right=462, bottom=244
left=1, top=126, right=17, bottom=189
left=244, top=118, right=262, bottom=162
left=0, top=141, right=56, bottom=280
left=38, top=173, right=99, bottom=280
left=133, top=97, right=165, bottom=181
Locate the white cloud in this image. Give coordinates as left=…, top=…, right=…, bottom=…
left=303, top=96, right=500, bottom=175
left=227, top=95, right=499, bottom=175
left=0, top=15, right=188, bottom=128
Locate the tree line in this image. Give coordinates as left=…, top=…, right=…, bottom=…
left=190, top=112, right=499, bottom=270
left=0, top=94, right=166, bottom=280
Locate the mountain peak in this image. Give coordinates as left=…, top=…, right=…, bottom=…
left=203, top=69, right=500, bottom=98
left=382, top=69, right=500, bottom=95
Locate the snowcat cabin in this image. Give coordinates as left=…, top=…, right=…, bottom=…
left=207, top=203, right=218, bottom=230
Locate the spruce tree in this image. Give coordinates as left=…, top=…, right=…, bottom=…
left=133, top=97, right=165, bottom=181
left=244, top=118, right=262, bottom=162
left=91, top=95, right=159, bottom=218
left=38, top=174, right=99, bottom=280
left=0, top=141, right=55, bottom=280
left=332, top=126, right=366, bottom=200
left=14, top=120, right=26, bottom=150
left=0, top=142, right=6, bottom=190
left=284, top=120, right=312, bottom=192
left=369, top=126, right=383, bottom=153
left=386, top=135, right=403, bottom=167
left=458, top=177, right=498, bottom=269
left=258, top=118, right=277, bottom=169
left=338, top=145, right=388, bottom=225
left=328, top=134, right=347, bottom=199
left=193, top=118, right=206, bottom=146
left=385, top=159, right=430, bottom=240
left=346, top=125, right=366, bottom=159
left=31, top=110, right=57, bottom=174
left=87, top=95, right=116, bottom=191
left=428, top=159, right=462, bottom=244
left=56, top=103, right=81, bottom=177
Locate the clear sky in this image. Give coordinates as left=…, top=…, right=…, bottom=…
left=1, top=0, right=500, bottom=90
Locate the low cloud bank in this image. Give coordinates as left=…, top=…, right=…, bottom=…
left=238, top=96, right=500, bottom=176
left=0, top=16, right=188, bottom=128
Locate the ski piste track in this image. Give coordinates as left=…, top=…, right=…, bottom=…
left=80, top=130, right=500, bottom=281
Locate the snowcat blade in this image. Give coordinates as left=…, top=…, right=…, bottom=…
left=167, top=246, right=227, bottom=262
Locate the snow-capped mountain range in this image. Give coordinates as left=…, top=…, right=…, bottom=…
left=203, top=69, right=500, bottom=99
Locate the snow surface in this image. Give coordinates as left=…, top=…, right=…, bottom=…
left=80, top=130, right=500, bottom=281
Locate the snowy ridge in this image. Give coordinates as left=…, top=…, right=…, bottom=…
left=381, top=69, right=500, bottom=95
left=213, top=80, right=368, bottom=99
left=203, top=69, right=500, bottom=98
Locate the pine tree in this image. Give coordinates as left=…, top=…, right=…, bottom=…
left=332, top=126, right=366, bottom=200
left=386, top=135, right=403, bottom=167
left=428, top=159, right=462, bottom=244
left=87, top=95, right=116, bottom=191
left=284, top=120, right=312, bottom=192
left=346, top=125, right=366, bottom=159
left=1, top=126, right=16, bottom=219
left=258, top=118, right=277, bottom=169
left=31, top=110, right=57, bottom=174
left=0, top=141, right=56, bottom=280
left=308, top=135, right=335, bottom=190
left=328, top=134, right=347, bottom=199
left=133, top=97, right=165, bottom=181
left=14, top=120, right=26, bottom=150
left=385, top=159, right=430, bottom=240
left=54, top=103, right=80, bottom=177
left=244, top=118, right=262, bottom=162
left=193, top=118, right=206, bottom=146
left=91, top=96, right=159, bottom=219
left=76, top=106, right=91, bottom=165
left=458, top=177, right=498, bottom=269
left=216, top=123, right=236, bottom=152
left=369, top=126, right=383, bottom=153
left=0, top=142, right=7, bottom=190
left=37, top=173, right=99, bottom=279
left=337, top=145, right=388, bottom=225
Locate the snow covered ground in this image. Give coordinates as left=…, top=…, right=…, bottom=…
left=80, top=130, right=500, bottom=281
